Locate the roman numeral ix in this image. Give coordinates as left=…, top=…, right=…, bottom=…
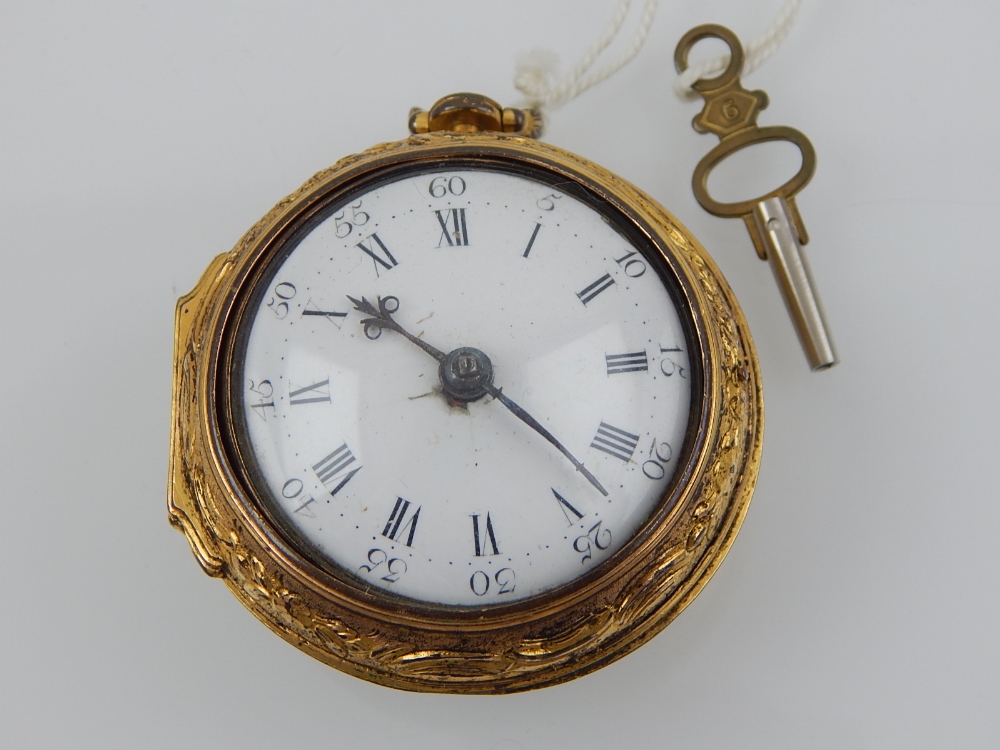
left=590, top=422, right=640, bottom=462
left=289, top=378, right=331, bottom=405
left=435, top=208, right=469, bottom=247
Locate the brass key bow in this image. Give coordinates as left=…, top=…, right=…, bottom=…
left=676, top=24, right=837, bottom=371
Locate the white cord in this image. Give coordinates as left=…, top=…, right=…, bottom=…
left=515, top=0, right=661, bottom=111
left=673, top=0, right=803, bottom=98
left=513, top=0, right=804, bottom=113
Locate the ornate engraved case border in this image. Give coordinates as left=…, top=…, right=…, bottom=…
left=168, top=133, right=763, bottom=693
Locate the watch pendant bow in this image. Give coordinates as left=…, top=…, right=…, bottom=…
left=169, top=93, right=762, bottom=693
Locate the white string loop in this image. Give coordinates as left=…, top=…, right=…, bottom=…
left=513, top=0, right=804, bottom=115
left=673, top=0, right=803, bottom=98
left=515, top=0, right=660, bottom=111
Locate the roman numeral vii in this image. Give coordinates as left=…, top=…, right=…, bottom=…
left=382, top=497, right=421, bottom=547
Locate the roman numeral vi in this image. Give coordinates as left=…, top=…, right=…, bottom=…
left=471, top=512, right=500, bottom=556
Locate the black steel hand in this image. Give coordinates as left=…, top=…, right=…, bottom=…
left=349, top=294, right=608, bottom=496
left=348, top=295, right=446, bottom=362
left=481, top=384, right=609, bottom=497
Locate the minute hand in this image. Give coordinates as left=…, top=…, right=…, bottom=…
left=482, top=384, right=609, bottom=498
left=348, top=294, right=608, bottom=497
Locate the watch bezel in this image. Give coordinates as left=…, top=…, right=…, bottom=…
left=221, top=153, right=707, bottom=618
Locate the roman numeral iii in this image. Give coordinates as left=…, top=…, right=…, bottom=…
left=605, top=351, right=648, bottom=375
left=435, top=208, right=469, bottom=247
left=590, top=422, right=640, bottom=462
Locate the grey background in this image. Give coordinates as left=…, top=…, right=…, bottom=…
left=2, top=1, right=997, bottom=748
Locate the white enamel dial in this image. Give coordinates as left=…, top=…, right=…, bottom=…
left=237, top=165, right=694, bottom=606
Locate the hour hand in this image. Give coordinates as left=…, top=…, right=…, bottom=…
left=348, top=295, right=446, bottom=362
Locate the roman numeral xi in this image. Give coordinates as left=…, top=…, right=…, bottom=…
left=355, top=233, right=398, bottom=276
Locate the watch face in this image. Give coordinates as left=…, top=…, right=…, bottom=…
left=227, top=159, right=700, bottom=607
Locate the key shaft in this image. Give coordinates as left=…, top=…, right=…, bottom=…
left=752, top=197, right=837, bottom=370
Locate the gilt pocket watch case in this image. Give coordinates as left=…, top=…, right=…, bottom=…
left=169, top=93, right=762, bottom=693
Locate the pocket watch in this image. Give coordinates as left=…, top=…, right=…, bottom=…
left=169, top=93, right=762, bottom=693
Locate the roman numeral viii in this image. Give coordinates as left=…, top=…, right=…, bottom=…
left=382, top=497, right=421, bottom=547
left=605, top=351, right=648, bottom=375
left=590, top=422, right=640, bottom=462
left=312, top=443, right=361, bottom=496
left=355, top=233, right=398, bottom=276
left=435, top=208, right=470, bottom=247
left=471, top=512, right=500, bottom=556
